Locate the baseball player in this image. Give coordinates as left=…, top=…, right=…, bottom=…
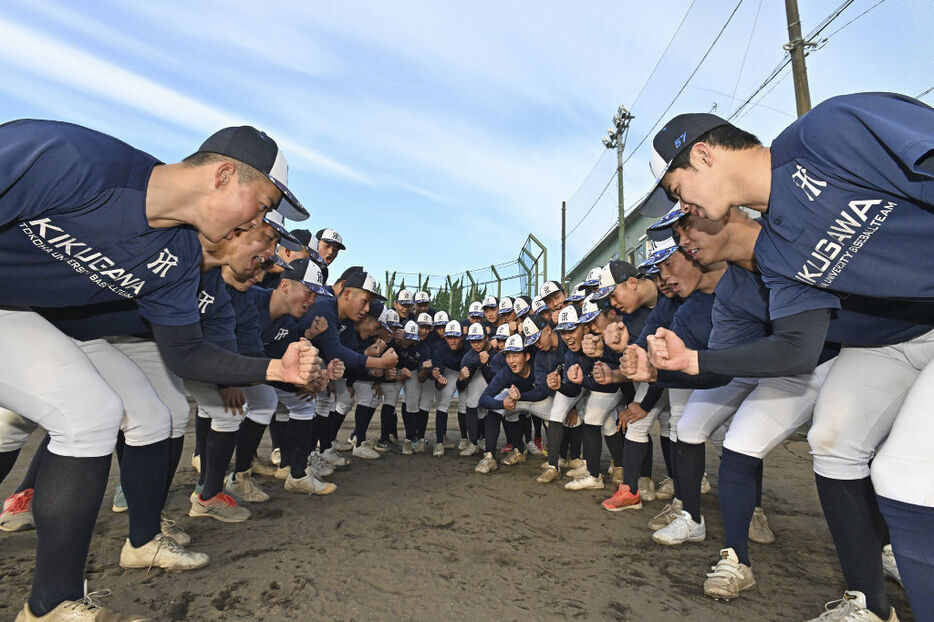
left=397, top=317, right=434, bottom=454
left=315, top=228, right=345, bottom=265
left=457, top=322, right=495, bottom=455
left=394, top=288, right=416, bottom=320
left=0, top=120, right=323, bottom=621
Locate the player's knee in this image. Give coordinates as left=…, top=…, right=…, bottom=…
left=210, top=414, right=243, bottom=433
left=676, top=418, right=708, bottom=445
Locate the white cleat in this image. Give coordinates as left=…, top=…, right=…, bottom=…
left=703, top=548, right=756, bottom=601
left=565, top=462, right=589, bottom=479
left=536, top=465, right=559, bottom=483
left=881, top=544, right=902, bottom=587
left=119, top=534, right=210, bottom=571
left=459, top=442, right=479, bottom=457
left=269, top=447, right=281, bottom=466
left=638, top=477, right=656, bottom=502
left=475, top=453, right=498, bottom=474
left=433, top=443, right=445, bottom=457
left=655, top=476, right=675, bottom=500
left=352, top=444, right=381, bottom=460
left=648, top=498, right=683, bottom=531
left=321, top=448, right=351, bottom=467
left=607, top=466, right=623, bottom=484
left=308, top=454, right=334, bottom=477
left=160, top=511, right=190, bottom=547
left=15, top=589, right=151, bottom=621
left=457, top=438, right=469, bottom=451
left=804, top=591, right=898, bottom=621
left=224, top=470, right=270, bottom=503
left=401, top=439, right=415, bottom=455
left=701, top=472, right=711, bottom=494
left=525, top=441, right=543, bottom=456
left=652, top=511, right=705, bottom=545
left=564, top=474, right=604, bottom=491
left=414, top=439, right=428, bottom=454
left=284, top=474, right=337, bottom=495
left=501, top=448, right=527, bottom=466
left=331, top=439, right=354, bottom=452
left=748, top=506, right=775, bottom=544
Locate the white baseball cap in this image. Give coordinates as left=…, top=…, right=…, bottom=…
left=539, top=280, right=563, bottom=300
left=379, top=307, right=402, bottom=329
left=566, top=282, right=587, bottom=302
left=468, top=301, right=484, bottom=318
left=465, top=322, right=486, bottom=341
left=555, top=305, right=580, bottom=331
left=416, top=312, right=434, bottom=326
left=396, top=289, right=415, bottom=305
left=316, top=228, right=345, bottom=250
left=513, top=296, right=531, bottom=318
left=481, top=295, right=498, bottom=309
left=579, top=294, right=602, bottom=324
left=584, top=267, right=603, bottom=287
left=503, top=334, right=525, bottom=352
left=403, top=320, right=420, bottom=340
left=443, top=320, right=463, bottom=337
left=494, top=323, right=511, bottom=340
left=415, top=291, right=431, bottom=304
left=433, top=310, right=450, bottom=326
left=498, top=297, right=514, bottom=315
left=531, top=296, right=548, bottom=315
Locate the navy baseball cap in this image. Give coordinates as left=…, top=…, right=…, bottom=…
left=263, top=210, right=301, bottom=249
left=316, top=228, right=346, bottom=251
left=338, top=266, right=365, bottom=283
left=281, top=258, right=330, bottom=296
left=343, top=270, right=385, bottom=301
left=197, top=126, right=308, bottom=222
left=592, top=260, right=639, bottom=300
left=366, top=300, right=385, bottom=320
left=639, top=113, right=732, bottom=217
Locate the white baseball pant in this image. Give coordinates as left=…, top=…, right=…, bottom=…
left=625, top=383, right=672, bottom=443
left=582, top=389, right=623, bottom=435
left=275, top=387, right=317, bottom=421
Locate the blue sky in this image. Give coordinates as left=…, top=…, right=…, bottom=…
left=0, top=1, right=930, bottom=289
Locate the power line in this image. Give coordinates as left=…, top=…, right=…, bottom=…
left=566, top=171, right=617, bottom=237
left=621, top=0, right=746, bottom=170
left=917, top=85, right=934, bottom=100
left=629, top=0, right=697, bottom=111
left=820, top=0, right=888, bottom=43
left=728, top=0, right=763, bottom=115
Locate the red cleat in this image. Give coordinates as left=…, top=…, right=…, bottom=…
left=601, top=485, right=642, bottom=512
left=500, top=443, right=514, bottom=454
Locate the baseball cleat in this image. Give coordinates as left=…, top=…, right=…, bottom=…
left=119, top=534, right=210, bottom=571
left=0, top=489, right=35, bottom=532
left=111, top=483, right=127, bottom=513
left=881, top=544, right=902, bottom=587
left=638, top=477, right=657, bottom=502
left=459, top=442, right=479, bottom=457
left=475, top=453, right=498, bottom=474
left=564, top=474, right=604, bottom=491
left=189, top=493, right=250, bottom=523
left=804, top=591, right=898, bottom=621
left=501, top=448, right=527, bottom=466
left=748, top=506, right=775, bottom=544
left=655, top=476, right=675, bottom=500
left=352, top=444, right=381, bottom=460
left=607, top=466, right=623, bottom=484
left=704, top=548, right=756, bottom=601
left=601, top=485, right=642, bottom=512
left=536, top=465, right=559, bottom=483
left=284, top=474, right=337, bottom=495
left=225, top=470, right=270, bottom=503
left=652, top=511, right=705, bottom=545
left=648, top=499, right=683, bottom=531
left=160, top=512, right=190, bottom=547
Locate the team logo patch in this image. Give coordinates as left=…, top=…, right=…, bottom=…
left=197, top=290, right=215, bottom=313
left=147, top=248, right=179, bottom=278
left=791, top=165, right=827, bottom=202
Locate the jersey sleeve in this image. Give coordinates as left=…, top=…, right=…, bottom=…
left=759, top=265, right=842, bottom=320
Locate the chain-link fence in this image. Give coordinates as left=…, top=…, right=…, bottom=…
left=383, top=234, right=547, bottom=319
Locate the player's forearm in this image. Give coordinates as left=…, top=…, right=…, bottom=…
left=152, top=322, right=271, bottom=385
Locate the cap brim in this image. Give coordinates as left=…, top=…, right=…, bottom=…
left=515, top=309, right=529, bottom=318
left=592, top=286, right=614, bottom=301
left=643, top=245, right=679, bottom=267
left=309, top=283, right=332, bottom=296
left=579, top=311, right=600, bottom=324
left=498, top=308, right=513, bottom=315
left=400, top=300, right=415, bottom=306
left=523, top=333, right=541, bottom=347
left=443, top=331, right=463, bottom=337
left=468, top=312, right=483, bottom=318
left=583, top=279, right=599, bottom=287
left=555, top=321, right=578, bottom=332
left=264, top=217, right=302, bottom=250
left=638, top=185, right=677, bottom=218
left=503, top=345, right=524, bottom=352
left=268, top=176, right=308, bottom=221
left=321, top=237, right=346, bottom=251
left=265, top=253, right=293, bottom=271
left=465, top=334, right=484, bottom=341
left=566, top=294, right=584, bottom=302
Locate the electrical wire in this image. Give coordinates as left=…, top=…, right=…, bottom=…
left=728, top=0, right=763, bottom=115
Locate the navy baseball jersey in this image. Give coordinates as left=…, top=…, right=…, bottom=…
left=226, top=284, right=265, bottom=356
left=302, top=296, right=367, bottom=369
left=757, top=92, right=934, bottom=318
left=0, top=119, right=202, bottom=325
left=249, top=287, right=300, bottom=359
left=635, top=295, right=682, bottom=349
left=198, top=268, right=237, bottom=352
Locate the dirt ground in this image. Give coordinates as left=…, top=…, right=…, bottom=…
left=0, top=414, right=914, bottom=621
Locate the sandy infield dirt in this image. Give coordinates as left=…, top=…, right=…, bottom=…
left=0, top=411, right=914, bottom=621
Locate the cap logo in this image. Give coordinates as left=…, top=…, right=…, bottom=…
left=674, top=131, right=687, bottom=149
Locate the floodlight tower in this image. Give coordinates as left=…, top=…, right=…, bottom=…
left=603, top=105, right=634, bottom=261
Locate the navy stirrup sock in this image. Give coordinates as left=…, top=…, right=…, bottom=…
left=659, top=435, right=674, bottom=479
left=676, top=440, right=706, bottom=522
left=417, top=409, right=430, bottom=439
left=352, top=405, right=376, bottom=446
left=568, top=425, right=583, bottom=460
left=15, top=434, right=51, bottom=493
left=435, top=410, right=448, bottom=444
left=465, top=407, right=479, bottom=444
left=0, top=448, right=20, bottom=485
left=815, top=474, right=890, bottom=619
left=623, top=438, right=648, bottom=495
left=641, top=436, right=654, bottom=478
left=582, top=424, right=603, bottom=478
left=201, top=429, right=237, bottom=500
left=268, top=417, right=289, bottom=452
left=484, top=413, right=502, bottom=453
left=28, top=450, right=110, bottom=616
left=379, top=404, right=396, bottom=442
left=718, top=448, right=761, bottom=566
left=288, top=419, right=314, bottom=478
left=604, top=431, right=624, bottom=468
left=165, top=435, right=185, bottom=506
left=121, top=439, right=169, bottom=547
left=877, top=495, right=934, bottom=619
left=547, top=422, right=565, bottom=468
left=235, top=419, right=267, bottom=474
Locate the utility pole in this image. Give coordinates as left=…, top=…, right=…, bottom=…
left=560, top=201, right=566, bottom=289
left=603, top=105, right=634, bottom=262
left=784, top=0, right=813, bottom=117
